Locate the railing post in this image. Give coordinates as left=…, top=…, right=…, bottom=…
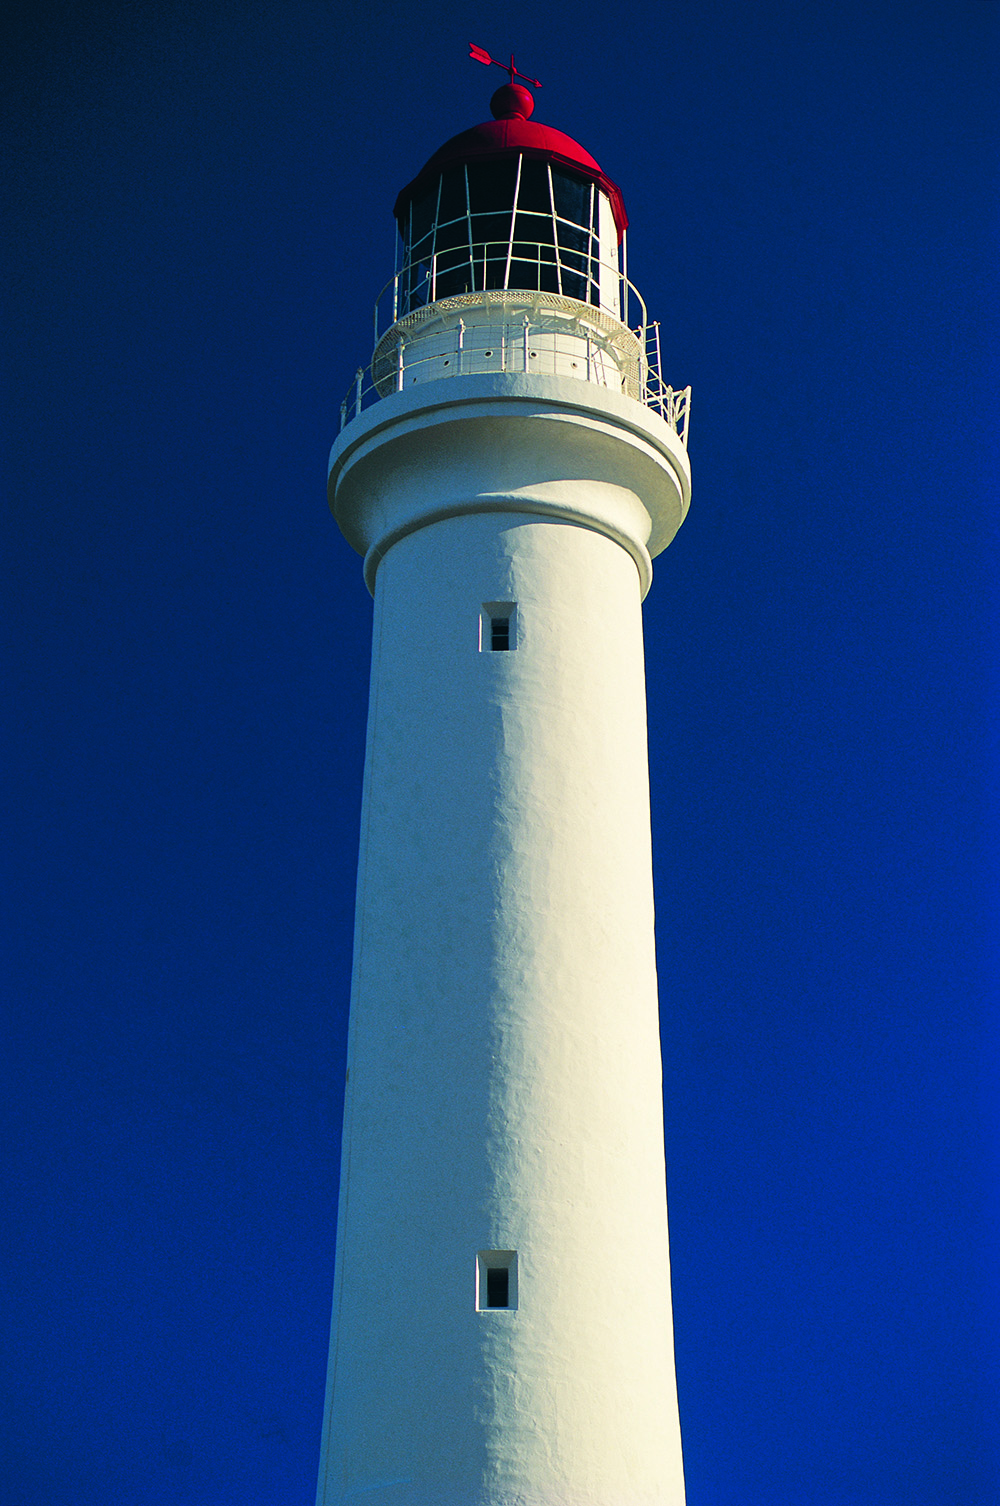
left=340, top=398, right=347, bottom=432
left=431, top=254, right=437, bottom=304
left=586, top=330, right=592, bottom=383
left=523, top=314, right=530, bottom=372
left=653, top=321, right=664, bottom=415
left=457, top=318, right=464, bottom=376
left=392, top=273, right=398, bottom=324
left=354, top=367, right=363, bottom=418
left=396, top=340, right=405, bottom=393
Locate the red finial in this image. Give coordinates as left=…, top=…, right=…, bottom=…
left=468, top=43, right=542, bottom=90
left=490, top=83, right=534, bottom=121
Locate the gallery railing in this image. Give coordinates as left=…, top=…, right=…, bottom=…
left=336, top=248, right=690, bottom=448
left=374, top=242, right=646, bottom=342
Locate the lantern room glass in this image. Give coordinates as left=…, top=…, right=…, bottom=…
left=399, top=156, right=605, bottom=314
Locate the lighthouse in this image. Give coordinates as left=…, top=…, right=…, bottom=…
left=317, top=58, right=691, bottom=1506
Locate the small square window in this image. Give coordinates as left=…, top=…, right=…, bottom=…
left=477, top=1250, right=518, bottom=1310
left=481, top=603, right=517, bottom=653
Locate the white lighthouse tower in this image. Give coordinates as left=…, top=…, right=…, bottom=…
left=317, top=61, right=692, bottom=1506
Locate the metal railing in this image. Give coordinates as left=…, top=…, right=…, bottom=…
left=375, top=242, right=644, bottom=343
left=641, top=321, right=691, bottom=445
left=335, top=251, right=690, bottom=448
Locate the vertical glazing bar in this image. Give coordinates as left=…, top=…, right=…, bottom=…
left=399, top=206, right=409, bottom=318
left=396, top=341, right=405, bottom=393
left=464, top=165, right=474, bottom=294
left=523, top=314, right=530, bottom=371
left=428, top=175, right=443, bottom=308
left=354, top=367, right=363, bottom=418
left=588, top=183, right=596, bottom=303
left=394, top=215, right=401, bottom=321
left=392, top=212, right=400, bottom=321
left=504, top=154, right=523, bottom=291
left=547, top=165, right=564, bottom=296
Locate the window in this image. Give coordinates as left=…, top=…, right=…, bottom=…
left=481, top=602, right=517, bottom=653
left=477, top=1250, right=518, bottom=1310
left=486, top=1266, right=509, bottom=1307
left=400, top=157, right=605, bottom=313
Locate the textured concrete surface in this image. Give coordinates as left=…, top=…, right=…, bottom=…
left=317, top=372, right=688, bottom=1506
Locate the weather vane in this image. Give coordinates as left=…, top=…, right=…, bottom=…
left=469, top=43, right=542, bottom=90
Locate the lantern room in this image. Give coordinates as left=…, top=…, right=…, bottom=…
left=392, top=83, right=627, bottom=317
left=336, top=80, right=690, bottom=450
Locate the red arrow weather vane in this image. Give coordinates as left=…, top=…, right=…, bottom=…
left=469, top=43, right=542, bottom=89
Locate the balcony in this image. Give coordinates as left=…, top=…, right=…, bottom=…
left=336, top=249, right=691, bottom=448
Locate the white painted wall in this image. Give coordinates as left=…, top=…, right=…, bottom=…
left=372, top=297, right=639, bottom=400
left=596, top=193, right=620, bottom=317
left=317, top=374, right=689, bottom=1506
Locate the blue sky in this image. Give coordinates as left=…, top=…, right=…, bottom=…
left=5, top=2, right=998, bottom=1503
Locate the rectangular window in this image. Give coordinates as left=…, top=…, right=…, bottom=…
left=477, top=1250, right=518, bottom=1310
left=481, top=602, right=517, bottom=653
left=486, top=1266, right=509, bottom=1307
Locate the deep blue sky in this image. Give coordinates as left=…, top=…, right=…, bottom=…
left=5, top=3, right=998, bottom=1503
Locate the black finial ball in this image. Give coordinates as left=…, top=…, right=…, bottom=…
left=491, top=83, right=534, bottom=121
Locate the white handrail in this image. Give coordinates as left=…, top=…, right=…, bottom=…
left=336, top=297, right=690, bottom=449
left=372, top=241, right=649, bottom=342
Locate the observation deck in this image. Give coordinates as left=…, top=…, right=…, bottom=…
left=338, top=277, right=690, bottom=446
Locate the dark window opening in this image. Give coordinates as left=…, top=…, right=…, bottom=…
left=477, top=1249, right=517, bottom=1311
left=400, top=158, right=604, bottom=314
left=486, top=1267, right=510, bottom=1308
left=482, top=603, right=516, bottom=653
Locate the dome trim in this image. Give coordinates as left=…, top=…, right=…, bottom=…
left=393, top=117, right=628, bottom=241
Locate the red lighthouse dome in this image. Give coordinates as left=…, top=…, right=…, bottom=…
left=393, top=85, right=628, bottom=240
left=390, top=84, right=629, bottom=316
